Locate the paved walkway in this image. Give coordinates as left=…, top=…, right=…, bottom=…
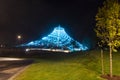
left=0, top=57, right=33, bottom=80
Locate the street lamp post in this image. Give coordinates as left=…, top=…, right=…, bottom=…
left=17, top=35, right=22, bottom=45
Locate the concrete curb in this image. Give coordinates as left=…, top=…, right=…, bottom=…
left=8, top=64, right=31, bottom=80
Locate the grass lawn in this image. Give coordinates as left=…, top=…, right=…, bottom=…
left=15, top=50, right=120, bottom=80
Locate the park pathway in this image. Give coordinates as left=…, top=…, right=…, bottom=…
left=0, top=57, right=33, bottom=80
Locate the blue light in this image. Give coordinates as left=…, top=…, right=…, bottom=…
left=21, top=25, right=88, bottom=52
left=28, top=41, right=34, bottom=45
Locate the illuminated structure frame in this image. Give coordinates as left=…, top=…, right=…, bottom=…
left=21, top=26, right=88, bottom=52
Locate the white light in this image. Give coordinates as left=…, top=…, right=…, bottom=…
left=25, top=48, right=30, bottom=52
left=63, top=50, right=70, bottom=53
left=17, top=35, right=22, bottom=39
left=0, top=57, right=24, bottom=61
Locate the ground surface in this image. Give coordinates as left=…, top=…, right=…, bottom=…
left=101, top=74, right=120, bottom=80
left=14, top=50, right=120, bottom=80
left=0, top=57, right=33, bottom=80
left=0, top=50, right=120, bottom=80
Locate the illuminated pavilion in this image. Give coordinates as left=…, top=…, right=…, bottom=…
left=21, top=25, right=88, bottom=52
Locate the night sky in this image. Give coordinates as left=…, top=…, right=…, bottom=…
left=0, top=0, right=104, bottom=45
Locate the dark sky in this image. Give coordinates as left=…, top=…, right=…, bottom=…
left=0, top=0, right=104, bottom=45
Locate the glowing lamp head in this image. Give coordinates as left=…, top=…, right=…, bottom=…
left=17, top=35, right=22, bottom=39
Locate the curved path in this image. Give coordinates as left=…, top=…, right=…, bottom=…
left=0, top=57, right=33, bottom=80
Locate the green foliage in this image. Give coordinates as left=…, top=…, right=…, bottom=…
left=95, top=0, right=120, bottom=50
left=95, top=0, right=120, bottom=77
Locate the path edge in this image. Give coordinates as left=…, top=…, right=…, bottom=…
left=8, top=64, right=32, bottom=80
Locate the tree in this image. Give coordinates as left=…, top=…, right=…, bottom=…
left=97, top=41, right=105, bottom=75
left=95, top=0, right=120, bottom=77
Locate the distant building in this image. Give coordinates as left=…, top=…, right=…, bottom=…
left=20, top=25, right=88, bottom=52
